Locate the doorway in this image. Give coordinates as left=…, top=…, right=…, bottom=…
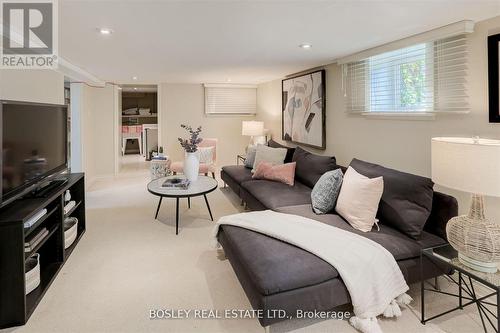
left=119, top=85, right=158, bottom=175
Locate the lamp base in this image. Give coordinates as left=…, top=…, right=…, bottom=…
left=458, top=253, right=498, bottom=273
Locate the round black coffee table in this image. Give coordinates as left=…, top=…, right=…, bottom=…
left=147, top=176, right=218, bottom=235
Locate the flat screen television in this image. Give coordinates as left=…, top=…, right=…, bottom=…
left=0, top=100, right=68, bottom=207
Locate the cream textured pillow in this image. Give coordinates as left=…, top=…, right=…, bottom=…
left=252, top=145, right=287, bottom=172
left=197, top=147, right=214, bottom=164
left=335, top=166, right=384, bottom=232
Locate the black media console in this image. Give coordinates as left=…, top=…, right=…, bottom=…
left=0, top=173, right=85, bottom=328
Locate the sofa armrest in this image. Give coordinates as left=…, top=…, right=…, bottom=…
left=424, top=191, right=459, bottom=241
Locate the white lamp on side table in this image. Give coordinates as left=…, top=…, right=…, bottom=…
left=432, top=137, right=500, bottom=273
left=242, top=121, right=265, bottom=148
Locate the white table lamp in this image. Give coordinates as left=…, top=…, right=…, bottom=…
left=242, top=121, right=265, bottom=146
left=432, top=137, right=500, bottom=273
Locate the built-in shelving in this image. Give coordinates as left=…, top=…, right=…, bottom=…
left=0, top=173, right=86, bottom=329
left=64, top=200, right=82, bottom=218
left=24, top=224, right=60, bottom=259
left=24, top=205, right=59, bottom=238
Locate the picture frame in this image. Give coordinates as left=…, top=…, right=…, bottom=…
left=282, top=69, right=326, bottom=149
left=488, top=33, right=500, bottom=123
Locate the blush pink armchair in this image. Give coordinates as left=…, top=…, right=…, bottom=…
left=171, top=138, right=217, bottom=179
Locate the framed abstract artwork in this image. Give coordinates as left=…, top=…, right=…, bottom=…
left=282, top=69, right=326, bottom=149
left=488, top=33, right=500, bottom=123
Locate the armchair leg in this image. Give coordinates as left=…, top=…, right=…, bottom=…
left=173, top=171, right=177, bottom=176
left=211, top=172, right=215, bottom=179
left=205, top=173, right=208, bottom=176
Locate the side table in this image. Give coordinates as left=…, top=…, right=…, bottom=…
left=150, top=159, right=171, bottom=180
left=421, top=244, right=500, bottom=333
left=237, top=154, right=246, bottom=165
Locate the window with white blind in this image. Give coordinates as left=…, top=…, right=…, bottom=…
left=342, top=34, right=470, bottom=114
left=204, top=84, right=257, bottom=114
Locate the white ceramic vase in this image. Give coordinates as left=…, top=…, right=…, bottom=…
left=184, top=152, right=199, bottom=182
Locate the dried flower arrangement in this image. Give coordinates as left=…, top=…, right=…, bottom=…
left=178, top=124, right=202, bottom=153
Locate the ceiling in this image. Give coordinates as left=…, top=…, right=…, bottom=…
left=59, top=0, right=500, bottom=85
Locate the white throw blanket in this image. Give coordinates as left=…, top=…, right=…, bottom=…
left=212, top=210, right=412, bottom=333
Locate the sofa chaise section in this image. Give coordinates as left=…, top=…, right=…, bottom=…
left=218, top=191, right=457, bottom=326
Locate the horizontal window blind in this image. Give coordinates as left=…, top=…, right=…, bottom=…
left=342, top=34, right=469, bottom=114
left=204, top=84, right=257, bottom=114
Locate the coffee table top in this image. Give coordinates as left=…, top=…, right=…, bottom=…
left=147, top=176, right=218, bottom=198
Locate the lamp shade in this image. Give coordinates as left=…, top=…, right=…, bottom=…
left=241, top=121, right=264, bottom=136
left=431, top=137, right=500, bottom=197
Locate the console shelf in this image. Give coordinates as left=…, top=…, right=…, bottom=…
left=24, top=205, right=59, bottom=238
left=0, top=173, right=85, bottom=329
left=64, top=200, right=82, bottom=218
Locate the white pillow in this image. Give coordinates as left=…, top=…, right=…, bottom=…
left=196, top=147, right=214, bottom=164
left=335, top=166, right=384, bottom=232
left=252, top=145, right=287, bottom=173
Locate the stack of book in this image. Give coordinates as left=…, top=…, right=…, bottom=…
left=162, top=178, right=190, bottom=190
left=25, top=228, right=48, bottom=252
left=64, top=200, right=76, bottom=215
left=24, top=208, right=47, bottom=229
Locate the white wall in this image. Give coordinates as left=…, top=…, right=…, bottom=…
left=158, top=83, right=254, bottom=169
left=71, top=83, right=117, bottom=187
left=256, top=15, right=500, bottom=220
left=0, top=69, right=64, bottom=104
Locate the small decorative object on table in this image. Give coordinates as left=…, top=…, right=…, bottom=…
left=432, top=137, right=500, bottom=273
left=162, top=177, right=190, bottom=190
left=178, top=124, right=202, bottom=182
left=150, top=157, right=171, bottom=180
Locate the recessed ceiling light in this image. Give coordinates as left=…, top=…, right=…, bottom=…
left=132, top=76, right=138, bottom=80
left=133, top=87, right=138, bottom=91
left=299, top=43, right=312, bottom=49
left=98, top=28, right=113, bottom=35
left=226, top=78, right=232, bottom=83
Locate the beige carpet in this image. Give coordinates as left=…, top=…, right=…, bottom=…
left=1, top=173, right=488, bottom=333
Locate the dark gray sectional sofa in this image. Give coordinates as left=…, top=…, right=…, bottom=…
left=219, top=144, right=458, bottom=327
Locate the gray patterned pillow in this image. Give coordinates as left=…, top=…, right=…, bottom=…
left=244, top=146, right=257, bottom=169
left=311, top=169, right=343, bottom=214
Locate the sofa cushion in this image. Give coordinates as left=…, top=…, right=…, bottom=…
left=253, top=161, right=296, bottom=186
left=221, top=165, right=253, bottom=184
left=275, top=205, right=447, bottom=261
left=253, top=145, right=287, bottom=172
left=241, top=180, right=312, bottom=210
left=292, top=147, right=337, bottom=188
left=244, top=146, right=257, bottom=169
left=336, top=166, right=384, bottom=232
left=311, top=169, right=343, bottom=214
left=350, top=159, right=434, bottom=240
left=268, top=139, right=296, bottom=163
left=219, top=224, right=339, bottom=296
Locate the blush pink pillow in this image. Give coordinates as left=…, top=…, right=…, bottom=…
left=253, top=161, right=296, bottom=186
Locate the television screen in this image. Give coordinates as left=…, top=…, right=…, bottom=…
left=1, top=101, right=67, bottom=201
